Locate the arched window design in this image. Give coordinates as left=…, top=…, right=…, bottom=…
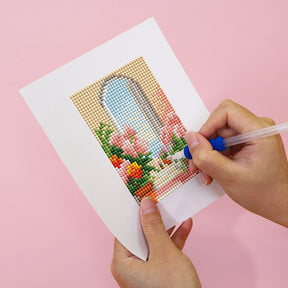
left=98, top=75, right=163, bottom=157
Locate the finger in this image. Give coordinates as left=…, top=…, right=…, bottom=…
left=113, top=238, right=134, bottom=261
left=140, top=197, right=173, bottom=257
left=200, top=170, right=213, bottom=185
left=198, top=127, right=237, bottom=158
left=171, top=218, right=193, bottom=251
left=185, top=131, right=240, bottom=184
left=199, top=100, right=262, bottom=139
left=216, top=127, right=238, bottom=139
left=188, top=160, right=198, bottom=173
left=167, top=226, right=175, bottom=237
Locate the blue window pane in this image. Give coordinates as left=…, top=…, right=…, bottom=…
left=104, top=78, right=162, bottom=157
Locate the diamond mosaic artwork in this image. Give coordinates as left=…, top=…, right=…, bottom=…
left=71, top=56, right=198, bottom=204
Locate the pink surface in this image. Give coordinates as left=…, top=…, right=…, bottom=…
left=1, top=1, right=288, bottom=287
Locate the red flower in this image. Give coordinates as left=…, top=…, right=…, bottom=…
left=115, top=159, right=131, bottom=184
left=127, top=162, right=143, bottom=179
left=109, top=155, right=123, bottom=168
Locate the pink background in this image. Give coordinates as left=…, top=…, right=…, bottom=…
left=1, top=0, right=288, bottom=287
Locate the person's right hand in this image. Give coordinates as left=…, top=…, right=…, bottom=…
left=185, top=100, right=288, bottom=227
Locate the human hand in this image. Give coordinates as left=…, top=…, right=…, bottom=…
left=186, top=100, right=288, bottom=227
left=111, top=197, right=201, bottom=288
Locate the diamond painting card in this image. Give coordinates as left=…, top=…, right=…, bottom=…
left=71, top=56, right=198, bottom=205
left=20, top=18, right=224, bottom=260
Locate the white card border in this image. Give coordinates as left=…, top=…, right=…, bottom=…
left=20, top=18, right=224, bottom=260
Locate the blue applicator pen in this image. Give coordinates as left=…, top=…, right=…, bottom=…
left=171, top=121, right=288, bottom=160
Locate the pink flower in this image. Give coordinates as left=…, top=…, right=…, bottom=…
left=109, top=132, right=125, bottom=148
left=166, top=113, right=181, bottom=126
left=175, top=123, right=186, bottom=138
left=160, top=125, right=174, bottom=145
left=134, top=138, right=149, bottom=155
left=115, top=159, right=131, bottom=184
left=122, top=140, right=138, bottom=158
left=108, top=125, right=150, bottom=157
left=123, top=125, right=137, bottom=141
left=160, top=113, right=186, bottom=145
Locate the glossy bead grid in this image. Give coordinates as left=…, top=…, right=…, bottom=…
left=71, top=56, right=198, bottom=205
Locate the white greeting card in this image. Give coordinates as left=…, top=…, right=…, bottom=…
left=20, top=18, right=224, bottom=260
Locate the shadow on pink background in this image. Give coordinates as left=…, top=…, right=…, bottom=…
left=0, top=0, right=288, bottom=287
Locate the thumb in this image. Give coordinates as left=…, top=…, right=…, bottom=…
left=185, top=131, right=239, bottom=183
left=140, top=197, right=173, bottom=257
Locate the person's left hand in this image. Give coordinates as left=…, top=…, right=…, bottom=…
left=111, top=197, right=202, bottom=288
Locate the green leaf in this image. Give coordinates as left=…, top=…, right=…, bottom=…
left=110, top=145, right=124, bottom=158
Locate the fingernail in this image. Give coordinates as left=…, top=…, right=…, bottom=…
left=200, top=171, right=208, bottom=185
left=186, top=132, right=199, bottom=149
left=141, top=197, right=156, bottom=214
